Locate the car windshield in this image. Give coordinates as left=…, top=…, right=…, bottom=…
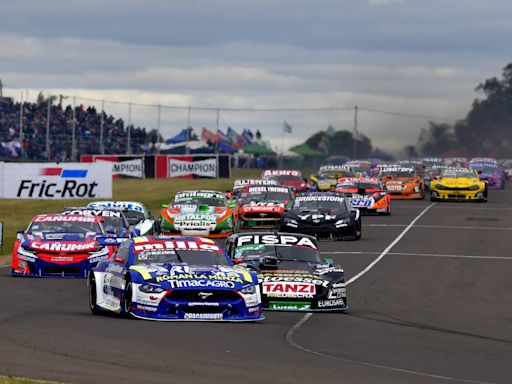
left=380, top=168, right=415, bottom=178
left=293, top=198, right=346, bottom=213
left=440, top=168, right=475, bottom=178
left=337, top=182, right=380, bottom=189
left=134, top=249, right=229, bottom=266
left=234, top=244, right=321, bottom=264
left=28, top=221, right=103, bottom=234
left=239, top=190, right=289, bottom=203
left=174, top=197, right=225, bottom=207
left=271, top=174, right=302, bottom=182
left=471, top=164, right=498, bottom=173
left=124, top=211, right=146, bottom=225
left=318, top=171, right=353, bottom=180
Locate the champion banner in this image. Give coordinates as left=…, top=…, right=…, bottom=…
left=167, top=155, right=230, bottom=179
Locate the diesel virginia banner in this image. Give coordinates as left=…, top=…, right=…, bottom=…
left=0, top=162, right=112, bottom=199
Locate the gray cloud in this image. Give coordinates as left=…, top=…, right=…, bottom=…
left=1, top=0, right=511, bottom=153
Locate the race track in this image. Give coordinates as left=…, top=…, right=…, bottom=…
left=1, top=188, right=511, bottom=384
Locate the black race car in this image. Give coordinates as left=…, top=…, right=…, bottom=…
left=225, top=232, right=347, bottom=312
left=279, top=192, right=361, bottom=240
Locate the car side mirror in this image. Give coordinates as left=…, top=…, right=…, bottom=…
left=17, top=229, right=24, bottom=234
left=225, top=192, right=232, bottom=200
left=162, top=204, right=168, bottom=208
left=477, top=170, right=482, bottom=175
left=113, top=257, right=125, bottom=264
left=323, top=258, right=334, bottom=266
left=133, top=228, right=141, bottom=236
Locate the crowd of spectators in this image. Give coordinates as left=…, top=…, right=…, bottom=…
left=0, top=96, right=149, bottom=160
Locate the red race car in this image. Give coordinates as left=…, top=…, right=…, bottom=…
left=261, top=169, right=308, bottom=193
left=335, top=177, right=391, bottom=215
left=237, top=186, right=295, bottom=228
left=11, top=214, right=114, bottom=277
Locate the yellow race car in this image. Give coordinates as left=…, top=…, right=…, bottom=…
left=311, top=165, right=355, bottom=191
left=430, top=167, right=487, bottom=202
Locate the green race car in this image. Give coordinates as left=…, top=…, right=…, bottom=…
left=160, top=190, right=237, bottom=238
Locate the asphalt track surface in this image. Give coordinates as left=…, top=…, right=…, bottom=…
left=1, top=188, right=512, bottom=384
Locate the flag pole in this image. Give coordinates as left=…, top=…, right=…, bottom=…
left=352, top=105, right=358, bottom=160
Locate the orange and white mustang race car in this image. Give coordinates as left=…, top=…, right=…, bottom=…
left=378, top=166, right=425, bottom=199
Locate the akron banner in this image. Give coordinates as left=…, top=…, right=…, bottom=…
left=0, top=162, right=112, bottom=199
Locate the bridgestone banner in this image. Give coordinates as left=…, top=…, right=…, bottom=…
left=0, top=162, right=112, bottom=199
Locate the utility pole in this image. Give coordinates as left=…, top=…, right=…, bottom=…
left=156, top=104, right=161, bottom=154
left=126, top=102, right=132, bottom=155
left=19, top=91, right=24, bottom=158
left=352, top=105, right=358, bottom=160
left=186, top=106, right=191, bottom=155
left=0, top=79, right=3, bottom=98
left=46, top=97, right=51, bottom=160
left=99, top=100, right=105, bottom=154
left=71, top=96, right=77, bottom=161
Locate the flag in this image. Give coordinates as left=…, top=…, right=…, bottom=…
left=165, top=129, right=187, bottom=144
left=352, top=129, right=363, bottom=141
left=283, top=120, right=293, bottom=134
left=227, top=127, right=244, bottom=149
left=201, top=127, right=221, bottom=143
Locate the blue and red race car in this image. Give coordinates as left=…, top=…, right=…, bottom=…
left=88, top=236, right=264, bottom=321
left=11, top=214, right=114, bottom=278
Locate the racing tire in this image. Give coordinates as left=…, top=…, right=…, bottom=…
left=88, top=274, right=102, bottom=315
left=123, top=277, right=134, bottom=318
left=355, top=220, right=362, bottom=240
left=152, top=219, right=161, bottom=235
left=430, top=194, right=437, bottom=202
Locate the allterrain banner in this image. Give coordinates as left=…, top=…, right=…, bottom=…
left=0, top=162, right=112, bottom=199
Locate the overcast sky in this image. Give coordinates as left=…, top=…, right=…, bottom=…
left=1, top=0, right=511, bottom=153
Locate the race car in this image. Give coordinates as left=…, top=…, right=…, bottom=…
left=430, top=167, right=487, bottom=202
left=335, top=177, right=391, bottom=215
left=237, top=186, right=294, bottom=228
left=225, top=233, right=347, bottom=312
left=11, top=214, right=113, bottom=277
left=61, top=207, right=135, bottom=240
left=261, top=169, right=308, bottom=193
left=502, top=159, right=512, bottom=179
left=397, top=160, right=426, bottom=177
left=310, top=165, right=355, bottom=191
left=424, top=165, right=448, bottom=191
left=344, top=160, right=373, bottom=178
left=280, top=192, right=361, bottom=240
left=88, top=236, right=263, bottom=321
left=379, top=165, right=425, bottom=199
left=160, top=190, right=236, bottom=238
left=469, top=158, right=505, bottom=189
left=87, top=201, right=158, bottom=235
left=230, top=178, right=279, bottom=199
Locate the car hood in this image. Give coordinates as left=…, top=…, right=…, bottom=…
left=130, top=263, right=255, bottom=289
left=22, top=233, right=99, bottom=253
left=436, top=177, right=480, bottom=187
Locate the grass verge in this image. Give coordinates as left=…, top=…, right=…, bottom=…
left=0, top=376, right=63, bottom=384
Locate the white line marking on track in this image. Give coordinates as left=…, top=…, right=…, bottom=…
left=346, top=203, right=435, bottom=285
left=366, top=224, right=512, bottom=230
left=284, top=314, right=492, bottom=384
left=395, top=205, right=512, bottom=211
left=322, top=251, right=512, bottom=260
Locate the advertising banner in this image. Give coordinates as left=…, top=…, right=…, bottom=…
left=97, top=157, right=144, bottom=178
left=1, top=162, right=112, bottom=199
left=166, top=155, right=230, bottom=179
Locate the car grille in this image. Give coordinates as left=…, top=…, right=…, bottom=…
left=166, top=290, right=240, bottom=302
left=242, top=212, right=281, bottom=220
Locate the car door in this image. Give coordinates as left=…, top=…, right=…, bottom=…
left=104, top=240, right=131, bottom=300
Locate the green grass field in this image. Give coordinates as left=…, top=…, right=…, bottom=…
left=0, top=376, right=62, bottom=384
left=0, top=169, right=261, bottom=263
